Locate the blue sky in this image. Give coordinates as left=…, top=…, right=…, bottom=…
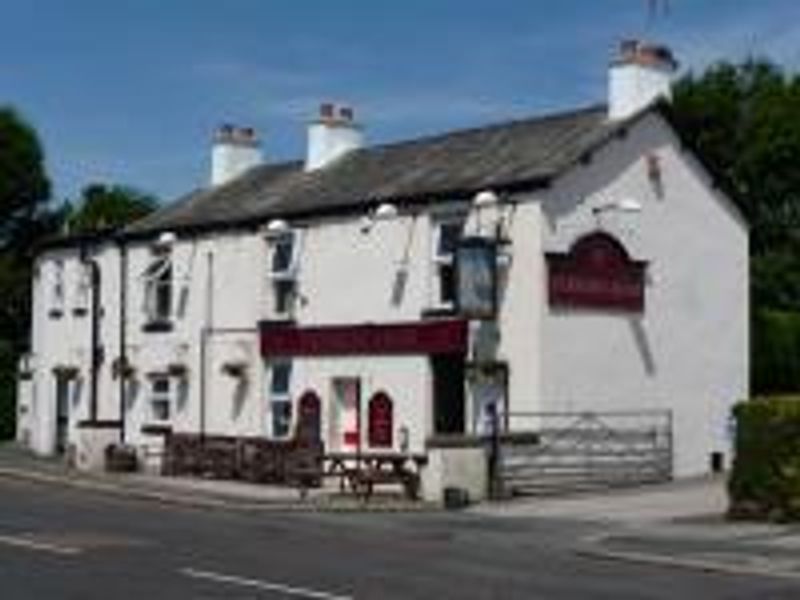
left=2, top=0, right=799, bottom=204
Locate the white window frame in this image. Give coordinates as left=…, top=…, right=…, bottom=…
left=149, top=375, right=172, bottom=423
left=268, top=361, right=293, bottom=438
left=267, top=231, right=300, bottom=316
left=143, top=254, right=173, bottom=323
left=431, top=215, right=465, bottom=309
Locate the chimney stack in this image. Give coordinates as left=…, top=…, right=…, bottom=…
left=609, top=40, right=678, bottom=120
left=305, top=103, right=364, bottom=171
left=211, top=124, right=262, bottom=186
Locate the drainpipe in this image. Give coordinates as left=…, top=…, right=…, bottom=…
left=118, top=241, right=128, bottom=443
left=200, top=250, right=214, bottom=441
left=88, top=259, right=101, bottom=423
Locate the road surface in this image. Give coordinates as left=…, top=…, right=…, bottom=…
left=0, top=477, right=797, bottom=599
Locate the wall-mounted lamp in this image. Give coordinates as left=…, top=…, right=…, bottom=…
left=360, top=202, right=398, bottom=233
left=374, top=202, right=398, bottom=220
left=265, top=219, right=290, bottom=235
left=592, top=198, right=642, bottom=216
left=155, top=231, right=177, bottom=248
left=473, top=190, right=500, bottom=208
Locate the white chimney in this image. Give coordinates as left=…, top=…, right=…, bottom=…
left=305, top=103, right=364, bottom=171
left=211, top=124, right=262, bottom=186
left=609, top=40, right=678, bottom=121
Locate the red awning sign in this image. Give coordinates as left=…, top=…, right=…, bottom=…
left=260, top=319, right=468, bottom=357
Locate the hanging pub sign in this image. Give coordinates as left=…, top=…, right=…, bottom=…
left=455, top=236, right=498, bottom=320
left=546, top=231, right=647, bottom=312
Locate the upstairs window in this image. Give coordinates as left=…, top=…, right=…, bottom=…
left=268, top=361, right=293, bottom=438
left=74, top=263, right=92, bottom=315
left=268, top=232, right=299, bottom=316
left=432, top=216, right=465, bottom=308
left=50, top=260, right=65, bottom=316
left=143, top=255, right=173, bottom=324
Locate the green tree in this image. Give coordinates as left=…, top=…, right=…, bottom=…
left=0, top=108, right=51, bottom=251
left=672, top=60, right=800, bottom=392
left=0, top=108, right=55, bottom=439
left=672, top=60, right=800, bottom=257
left=67, top=183, right=157, bottom=234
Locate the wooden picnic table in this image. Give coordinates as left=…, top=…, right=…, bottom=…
left=323, top=451, right=428, bottom=500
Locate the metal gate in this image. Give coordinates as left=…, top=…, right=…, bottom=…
left=496, top=410, right=673, bottom=497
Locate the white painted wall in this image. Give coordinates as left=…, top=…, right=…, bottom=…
left=19, top=112, right=748, bottom=483
left=538, top=113, right=749, bottom=476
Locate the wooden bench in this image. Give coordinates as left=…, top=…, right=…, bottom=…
left=323, top=452, right=427, bottom=501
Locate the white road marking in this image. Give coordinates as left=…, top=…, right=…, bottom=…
left=180, top=567, right=354, bottom=600
left=0, top=534, right=81, bottom=556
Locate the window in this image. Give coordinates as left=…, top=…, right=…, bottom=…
left=50, top=260, right=65, bottom=315
left=149, top=376, right=172, bottom=422
left=268, top=232, right=299, bottom=315
left=432, top=217, right=465, bottom=308
left=143, top=255, right=173, bottom=323
left=271, top=233, right=296, bottom=277
left=74, top=263, right=91, bottom=314
left=268, top=361, right=293, bottom=438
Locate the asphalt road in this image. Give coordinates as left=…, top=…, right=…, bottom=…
left=0, top=478, right=798, bottom=599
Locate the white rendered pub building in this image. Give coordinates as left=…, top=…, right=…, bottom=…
left=17, top=41, right=748, bottom=483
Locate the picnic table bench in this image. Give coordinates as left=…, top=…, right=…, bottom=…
left=322, top=452, right=428, bottom=500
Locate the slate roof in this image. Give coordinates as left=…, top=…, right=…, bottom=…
left=125, top=103, right=626, bottom=236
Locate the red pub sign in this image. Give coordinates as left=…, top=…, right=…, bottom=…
left=260, top=319, right=468, bottom=357
left=546, top=232, right=647, bottom=312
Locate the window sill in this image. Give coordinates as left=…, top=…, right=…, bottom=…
left=261, top=318, right=296, bottom=328
left=142, top=320, right=174, bottom=333
left=421, top=306, right=457, bottom=319
left=141, top=423, right=172, bottom=436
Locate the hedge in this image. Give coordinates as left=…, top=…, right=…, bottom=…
left=728, top=397, right=800, bottom=521
left=0, top=341, right=15, bottom=440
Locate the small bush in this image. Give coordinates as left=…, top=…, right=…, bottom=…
left=728, top=397, right=800, bottom=521
left=0, top=341, right=16, bottom=440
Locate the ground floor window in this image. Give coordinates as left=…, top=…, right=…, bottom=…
left=149, top=375, right=172, bottom=422
left=268, top=361, right=293, bottom=438
left=271, top=400, right=293, bottom=438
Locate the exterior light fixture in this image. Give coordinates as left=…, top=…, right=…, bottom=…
left=473, top=190, right=500, bottom=208
left=266, top=219, right=290, bottom=234
left=155, top=231, right=177, bottom=248
left=592, top=198, right=642, bottom=216
left=374, top=202, right=398, bottom=220
left=361, top=202, right=398, bottom=233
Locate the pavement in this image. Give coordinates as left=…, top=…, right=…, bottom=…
left=2, top=442, right=800, bottom=585
left=0, top=442, right=431, bottom=513
left=473, top=477, right=800, bottom=581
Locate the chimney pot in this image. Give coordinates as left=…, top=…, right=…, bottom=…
left=609, top=39, right=678, bottom=120
left=211, top=123, right=262, bottom=186
left=339, top=106, right=354, bottom=121
left=320, top=102, right=336, bottom=119
left=306, top=102, right=364, bottom=171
